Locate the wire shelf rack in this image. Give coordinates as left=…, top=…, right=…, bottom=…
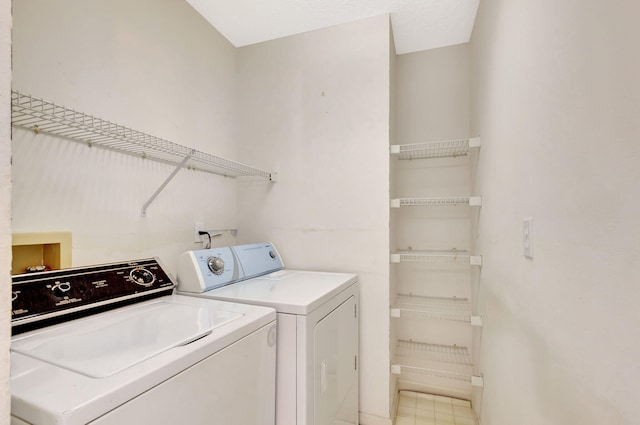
left=395, top=339, right=472, bottom=366
left=390, top=196, right=481, bottom=208
left=390, top=249, right=482, bottom=266
left=392, top=294, right=471, bottom=322
left=11, top=90, right=274, bottom=180
left=391, top=294, right=483, bottom=326
left=391, top=363, right=482, bottom=386
left=392, top=339, right=482, bottom=385
left=390, top=138, right=480, bottom=160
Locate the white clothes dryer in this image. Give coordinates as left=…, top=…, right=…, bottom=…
left=177, top=242, right=359, bottom=425
left=10, top=258, right=277, bottom=425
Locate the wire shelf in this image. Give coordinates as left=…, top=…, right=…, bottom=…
left=391, top=364, right=481, bottom=385
left=396, top=339, right=472, bottom=366
left=11, top=90, right=273, bottom=180
left=390, top=196, right=481, bottom=208
left=390, top=138, right=480, bottom=160
left=390, top=249, right=481, bottom=266
left=393, top=294, right=472, bottom=322
left=391, top=341, right=483, bottom=385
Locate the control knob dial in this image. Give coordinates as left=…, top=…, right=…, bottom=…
left=207, top=257, right=225, bottom=275
left=52, top=282, right=72, bottom=297
left=130, top=267, right=156, bottom=287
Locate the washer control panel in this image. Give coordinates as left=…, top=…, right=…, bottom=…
left=12, top=258, right=175, bottom=333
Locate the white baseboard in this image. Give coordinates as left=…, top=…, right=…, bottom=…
left=359, top=412, right=393, bottom=425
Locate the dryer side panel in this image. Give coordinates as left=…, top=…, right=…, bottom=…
left=275, top=312, right=298, bottom=425
left=313, top=295, right=359, bottom=425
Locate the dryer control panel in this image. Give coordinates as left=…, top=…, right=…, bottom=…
left=231, top=242, right=283, bottom=279
left=11, top=258, right=175, bottom=334
left=177, top=247, right=240, bottom=293
left=177, top=242, right=284, bottom=293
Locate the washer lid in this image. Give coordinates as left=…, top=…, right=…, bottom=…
left=11, top=301, right=242, bottom=378
left=10, top=295, right=275, bottom=425
left=202, top=270, right=358, bottom=315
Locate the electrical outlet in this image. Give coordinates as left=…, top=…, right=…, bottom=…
left=523, top=218, right=533, bottom=259
left=194, top=222, right=204, bottom=243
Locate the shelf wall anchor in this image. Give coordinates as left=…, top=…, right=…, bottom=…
left=470, top=315, right=484, bottom=327
left=471, top=374, right=484, bottom=387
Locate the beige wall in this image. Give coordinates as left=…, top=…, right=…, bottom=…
left=11, top=0, right=241, bottom=275
left=0, top=0, right=11, bottom=421
left=396, top=45, right=471, bottom=143
left=235, top=15, right=392, bottom=423
left=470, top=0, right=640, bottom=423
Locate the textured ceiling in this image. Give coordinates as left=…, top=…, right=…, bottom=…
left=185, top=0, right=480, bottom=55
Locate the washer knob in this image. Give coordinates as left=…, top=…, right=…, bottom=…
left=207, top=257, right=225, bottom=275
left=269, top=250, right=277, bottom=259
left=52, top=282, right=72, bottom=297
left=130, top=267, right=156, bottom=287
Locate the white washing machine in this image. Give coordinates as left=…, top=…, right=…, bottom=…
left=10, top=258, right=277, bottom=425
left=177, top=242, right=359, bottom=425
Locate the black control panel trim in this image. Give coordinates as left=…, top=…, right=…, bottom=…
left=11, top=257, right=176, bottom=335
left=11, top=285, right=175, bottom=327
left=11, top=289, right=173, bottom=335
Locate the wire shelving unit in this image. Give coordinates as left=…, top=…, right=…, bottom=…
left=390, top=294, right=482, bottom=326
left=390, top=196, right=482, bottom=208
left=11, top=90, right=276, bottom=215
left=391, top=339, right=482, bottom=386
left=390, top=135, right=485, bottom=394
left=390, top=249, right=482, bottom=266
left=390, top=137, right=480, bottom=160
left=391, top=364, right=483, bottom=386
left=395, top=339, right=472, bottom=366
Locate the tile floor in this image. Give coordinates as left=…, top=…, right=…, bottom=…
left=395, top=391, right=477, bottom=425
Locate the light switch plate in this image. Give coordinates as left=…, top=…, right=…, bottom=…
left=523, top=218, right=533, bottom=259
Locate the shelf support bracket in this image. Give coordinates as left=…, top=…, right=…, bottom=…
left=142, top=149, right=195, bottom=217
left=470, top=315, right=484, bottom=327
left=471, top=374, right=484, bottom=387
left=469, top=196, right=482, bottom=207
